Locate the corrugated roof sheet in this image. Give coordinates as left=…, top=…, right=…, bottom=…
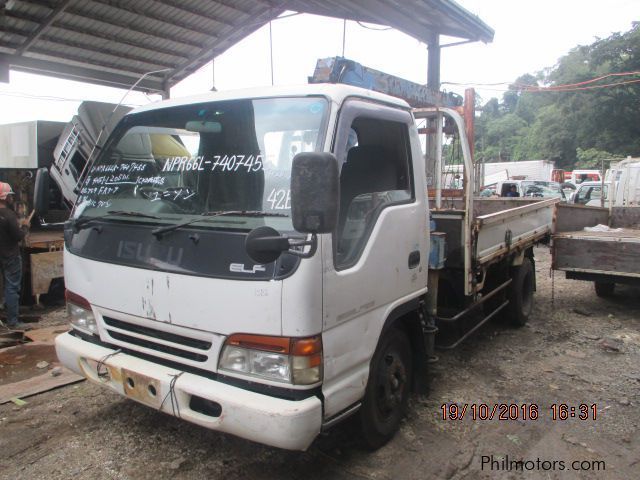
left=0, top=0, right=493, bottom=93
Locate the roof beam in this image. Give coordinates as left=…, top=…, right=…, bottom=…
left=209, top=0, right=256, bottom=16
left=281, top=0, right=492, bottom=42
left=23, top=0, right=206, bottom=50
left=164, top=5, right=285, bottom=84
left=20, top=45, right=162, bottom=78
left=0, top=53, right=165, bottom=93
left=145, top=0, right=236, bottom=29
left=15, top=0, right=72, bottom=55
left=90, top=0, right=224, bottom=37
left=342, top=0, right=434, bottom=43
left=3, top=9, right=192, bottom=60
left=4, top=8, right=202, bottom=49
left=281, top=0, right=390, bottom=27
left=3, top=24, right=180, bottom=70
left=424, top=0, right=493, bottom=42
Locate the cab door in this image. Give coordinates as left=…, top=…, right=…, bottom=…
left=320, top=100, right=428, bottom=418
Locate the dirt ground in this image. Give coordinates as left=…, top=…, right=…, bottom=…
left=0, top=247, right=638, bottom=480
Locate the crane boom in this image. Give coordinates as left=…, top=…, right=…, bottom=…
left=308, top=57, right=462, bottom=108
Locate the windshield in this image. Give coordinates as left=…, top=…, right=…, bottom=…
left=73, top=96, right=329, bottom=232
left=576, top=184, right=608, bottom=204
left=521, top=181, right=565, bottom=199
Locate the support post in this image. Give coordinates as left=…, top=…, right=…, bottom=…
left=464, top=88, right=475, bottom=162
left=161, top=80, right=170, bottom=100
left=211, top=58, right=217, bottom=91
left=0, top=60, right=8, bottom=83
left=425, top=34, right=441, bottom=199
left=427, top=34, right=440, bottom=91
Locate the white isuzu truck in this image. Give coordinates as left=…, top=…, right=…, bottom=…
left=47, top=62, right=557, bottom=451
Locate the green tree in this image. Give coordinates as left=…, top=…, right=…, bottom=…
left=474, top=23, right=640, bottom=168
left=517, top=105, right=575, bottom=167
left=575, top=147, right=624, bottom=168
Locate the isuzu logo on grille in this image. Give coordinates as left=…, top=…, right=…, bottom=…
left=229, top=263, right=266, bottom=274
left=117, top=240, right=184, bottom=266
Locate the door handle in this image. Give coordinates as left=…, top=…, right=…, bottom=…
left=408, top=250, right=420, bottom=269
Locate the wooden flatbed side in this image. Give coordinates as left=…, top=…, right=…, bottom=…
left=554, top=229, right=640, bottom=277
left=553, top=204, right=640, bottom=278
left=24, top=230, right=64, bottom=250
left=23, top=230, right=65, bottom=297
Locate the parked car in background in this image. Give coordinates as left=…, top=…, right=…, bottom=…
left=570, top=181, right=610, bottom=206
left=495, top=180, right=566, bottom=200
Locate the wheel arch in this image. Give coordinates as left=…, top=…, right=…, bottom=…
left=379, top=297, right=429, bottom=394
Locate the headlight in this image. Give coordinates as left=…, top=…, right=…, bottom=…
left=219, top=334, right=322, bottom=385
left=66, top=290, right=98, bottom=335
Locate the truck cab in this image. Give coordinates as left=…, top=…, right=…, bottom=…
left=55, top=84, right=428, bottom=450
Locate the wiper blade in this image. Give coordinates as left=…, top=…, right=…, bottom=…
left=151, top=210, right=288, bottom=238
left=72, top=210, right=161, bottom=231
left=227, top=211, right=289, bottom=218
left=107, top=210, right=162, bottom=218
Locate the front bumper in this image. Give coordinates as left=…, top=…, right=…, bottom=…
left=55, top=332, right=322, bottom=450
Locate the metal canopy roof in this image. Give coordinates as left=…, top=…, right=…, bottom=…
left=0, top=0, right=493, bottom=95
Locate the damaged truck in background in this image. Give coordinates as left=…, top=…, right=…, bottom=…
left=0, top=102, right=129, bottom=305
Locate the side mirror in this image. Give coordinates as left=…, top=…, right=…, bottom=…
left=34, top=167, right=50, bottom=216
left=245, top=226, right=291, bottom=264
left=244, top=152, right=338, bottom=265
left=290, top=152, right=339, bottom=234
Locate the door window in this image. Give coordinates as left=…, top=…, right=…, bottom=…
left=335, top=115, right=413, bottom=269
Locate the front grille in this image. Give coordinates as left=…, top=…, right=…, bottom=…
left=103, top=316, right=210, bottom=362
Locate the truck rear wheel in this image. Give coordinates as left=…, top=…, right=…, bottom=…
left=358, top=327, right=412, bottom=450
left=594, top=281, right=615, bottom=297
left=506, top=257, right=534, bottom=327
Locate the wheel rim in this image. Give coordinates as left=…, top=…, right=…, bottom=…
left=374, top=351, right=407, bottom=420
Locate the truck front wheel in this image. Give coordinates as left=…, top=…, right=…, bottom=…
left=358, top=327, right=412, bottom=450
left=506, top=257, right=534, bottom=327
left=594, top=281, right=615, bottom=297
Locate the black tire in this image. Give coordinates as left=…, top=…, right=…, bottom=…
left=358, top=327, right=412, bottom=450
left=594, top=281, right=615, bottom=298
left=506, top=257, right=534, bottom=327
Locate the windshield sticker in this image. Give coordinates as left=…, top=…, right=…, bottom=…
left=267, top=189, right=291, bottom=210
left=141, top=188, right=196, bottom=202
left=309, top=102, right=324, bottom=114
left=92, top=162, right=149, bottom=174
left=161, top=155, right=264, bottom=173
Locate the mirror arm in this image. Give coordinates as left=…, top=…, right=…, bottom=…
left=36, top=216, right=66, bottom=228
left=286, top=234, right=318, bottom=259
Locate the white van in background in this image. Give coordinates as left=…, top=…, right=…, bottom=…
left=612, top=159, right=640, bottom=206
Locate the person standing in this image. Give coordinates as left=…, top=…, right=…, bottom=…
left=0, top=182, right=29, bottom=329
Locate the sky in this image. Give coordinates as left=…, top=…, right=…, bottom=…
left=0, top=0, right=638, bottom=125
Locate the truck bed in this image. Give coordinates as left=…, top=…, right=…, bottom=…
left=431, top=197, right=558, bottom=296
left=553, top=231, right=640, bottom=278
left=432, top=197, right=557, bottom=267
left=474, top=197, right=557, bottom=264
left=552, top=203, right=640, bottom=280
